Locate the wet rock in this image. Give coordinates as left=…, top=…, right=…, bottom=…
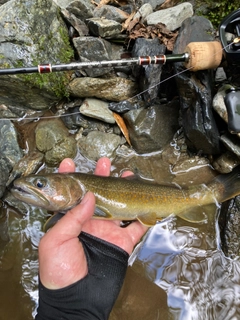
left=62, top=106, right=114, bottom=133
left=77, top=130, right=122, bottom=161
left=219, top=196, right=240, bottom=259
left=173, top=15, right=221, bottom=155
left=0, top=0, right=73, bottom=109
left=123, top=100, right=180, bottom=154
left=146, top=2, right=193, bottom=31
left=220, top=133, right=240, bottom=158
left=109, top=100, right=144, bottom=114
left=212, top=151, right=240, bottom=174
left=80, top=98, right=115, bottom=124
left=131, top=38, right=166, bottom=103
left=6, top=151, right=44, bottom=187
left=93, top=5, right=129, bottom=23
left=87, top=17, right=122, bottom=38
left=35, top=119, right=77, bottom=165
left=0, top=120, right=22, bottom=197
left=68, top=76, right=138, bottom=102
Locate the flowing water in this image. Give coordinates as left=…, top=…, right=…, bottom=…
left=1, top=150, right=240, bottom=320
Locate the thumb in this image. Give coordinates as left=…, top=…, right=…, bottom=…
left=45, top=192, right=96, bottom=245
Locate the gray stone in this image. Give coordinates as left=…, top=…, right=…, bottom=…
left=123, top=100, right=180, bottom=154
left=35, top=119, right=77, bottom=165
left=136, top=0, right=164, bottom=11
left=73, top=36, right=114, bottom=77
left=131, top=38, right=166, bottom=102
left=80, top=98, right=115, bottom=124
left=77, top=130, right=121, bottom=161
left=68, top=77, right=138, bottom=102
left=93, top=4, right=129, bottom=23
left=60, top=0, right=95, bottom=21
left=133, top=3, right=153, bottom=23
left=0, top=0, right=73, bottom=110
left=87, top=18, right=122, bottom=38
left=146, top=2, right=193, bottom=31
left=0, top=120, right=22, bottom=197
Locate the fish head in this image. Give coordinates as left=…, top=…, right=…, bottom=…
left=11, top=173, right=85, bottom=211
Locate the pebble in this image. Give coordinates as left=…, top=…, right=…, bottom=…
left=80, top=98, right=115, bottom=124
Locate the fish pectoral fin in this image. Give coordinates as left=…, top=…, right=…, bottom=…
left=44, top=212, right=65, bottom=232
left=137, top=213, right=157, bottom=226
left=94, top=206, right=112, bottom=218
left=177, top=205, right=216, bottom=223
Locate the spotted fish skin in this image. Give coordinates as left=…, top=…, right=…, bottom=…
left=11, top=167, right=240, bottom=226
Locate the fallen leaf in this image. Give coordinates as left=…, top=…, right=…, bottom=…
left=112, top=112, right=131, bottom=146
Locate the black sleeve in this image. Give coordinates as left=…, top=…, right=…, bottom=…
left=35, top=232, right=129, bottom=320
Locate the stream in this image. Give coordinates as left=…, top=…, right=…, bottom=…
left=0, top=147, right=240, bottom=320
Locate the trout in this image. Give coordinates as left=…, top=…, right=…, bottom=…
left=11, top=167, right=240, bottom=226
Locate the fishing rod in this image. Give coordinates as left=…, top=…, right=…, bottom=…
left=0, top=41, right=224, bottom=76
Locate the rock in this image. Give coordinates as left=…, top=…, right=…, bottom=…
left=0, top=120, right=22, bottom=197
left=35, top=119, right=77, bottom=165
left=62, top=106, right=114, bottom=133
left=77, top=130, right=122, bottom=161
left=60, top=8, right=89, bottom=36
left=68, top=76, right=138, bottom=102
left=219, top=196, right=240, bottom=259
left=87, top=17, right=122, bottom=38
left=131, top=38, right=166, bottom=102
left=212, top=151, right=240, bottom=174
left=173, top=15, right=221, bottom=154
left=72, top=36, right=116, bottom=77
left=133, top=3, right=153, bottom=23
left=80, top=98, right=115, bottom=124
left=93, top=4, right=129, bottom=23
left=136, top=0, right=165, bottom=11
left=220, top=133, right=240, bottom=159
left=55, top=0, right=95, bottom=21
left=0, top=0, right=74, bottom=109
left=146, top=2, right=193, bottom=31
left=123, top=100, right=180, bottom=154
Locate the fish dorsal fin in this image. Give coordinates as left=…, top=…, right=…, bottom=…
left=137, top=213, right=157, bottom=226
left=177, top=204, right=216, bottom=224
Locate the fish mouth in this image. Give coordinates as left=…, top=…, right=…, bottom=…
left=11, top=182, right=50, bottom=207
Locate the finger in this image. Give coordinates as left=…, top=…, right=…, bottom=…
left=95, top=157, right=111, bottom=176
left=44, top=192, right=96, bottom=244
left=58, top=158, right=75, bottom=173
left=125, top=221, right=149, bottom=247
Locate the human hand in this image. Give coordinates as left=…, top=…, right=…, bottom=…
left=38, top=157, right=148, bottom=290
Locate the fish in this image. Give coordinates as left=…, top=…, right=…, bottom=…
left=10, top=166, right=240, bottom=226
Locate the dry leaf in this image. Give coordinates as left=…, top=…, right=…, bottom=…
left=127, top=22, right=178, bottom=51
left=113, top=112, right=131, bottom=146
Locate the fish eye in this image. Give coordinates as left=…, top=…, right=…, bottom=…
left=35, top=179, right=45, bottom=189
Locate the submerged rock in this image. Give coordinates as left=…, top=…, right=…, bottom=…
left=35, top=119, right=77, bottom=165
left=77, top=130, right=122, bottom=161
left=123, top=100, right=180, bottom=154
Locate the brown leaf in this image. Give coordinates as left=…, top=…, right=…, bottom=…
left=112, top=112, right=131, bottom=146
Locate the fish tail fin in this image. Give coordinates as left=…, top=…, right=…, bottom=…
left=214, top=165, right=240, bottom=202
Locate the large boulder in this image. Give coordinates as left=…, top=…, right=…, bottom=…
left=0, top=0, right=73, bottom=110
